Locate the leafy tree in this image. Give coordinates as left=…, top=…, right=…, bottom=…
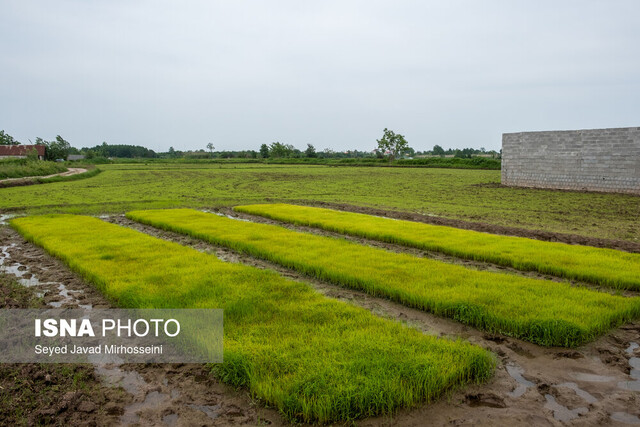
left=207, top=142, right=215, bottom=156
left=432, top=144, right=445, bottom=157
left=305, top=144, right=317, bottom=158
left=83, top=142, right=155, bottom=158
left=40, top=135, right=71, bottom=161
left=454, top=148, right=475, bottom=159
left=269, top=142, right=294, bottom=158
left=0, top=130, right=19, bottom=145
left=376, top=128, right=410, bottom=162
left=259, top=144, right=269, bottom=158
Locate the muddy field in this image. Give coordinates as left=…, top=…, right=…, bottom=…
left=1, top=214, right=639, bottom=426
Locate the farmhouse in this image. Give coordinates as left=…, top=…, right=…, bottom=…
left=0, top=144, right=46, bottom=160
left=502, top=127, right=640, bottom=194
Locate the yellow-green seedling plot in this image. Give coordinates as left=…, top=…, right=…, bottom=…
left=10, top=215, right=494, bottom=423
left=234, top=203, right=640, bottom=290
left=127, top=209, right=640, bottom=348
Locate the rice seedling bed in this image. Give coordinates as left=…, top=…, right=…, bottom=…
left=127, top=208, right=640, bottom=348
left=9, top=214, right=493, bottom=423
left=234, top=204, right=640, bottom=290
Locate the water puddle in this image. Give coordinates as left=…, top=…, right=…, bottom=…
left=95, top=359, right=219, bottom=425
left=90, top=357, right=181, bottom=425
left=0, top=244, right=14, bottom=266
left=0, top=214, right=17, bottom=225
left=162, top=413, right=179, bottom=425
left=573, top=373, right=616, bottom=383
left=207, top=210, right=250, bottom=222
left=506, top=364, right=535, bottom=397
left=617, top=342, right=640, bottom=392
left=93, top=361, right=144, bottom=395
left=555, top=382, right=597, bottom=404
left=48, top=283, right=83, bottom=308
left=544, top=394, right=588, bottom=422
left=1, top=244, right=58, bottom=288
left=618, top=362, right=640, bottom=391
left=121, top=390, right=171, bottom=424
left=611, top=412, right=640, bottom=425
left=188, top=403, right=221, bottom=420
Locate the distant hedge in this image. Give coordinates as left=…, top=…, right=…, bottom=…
left=95, top=156, right=501, bottom=170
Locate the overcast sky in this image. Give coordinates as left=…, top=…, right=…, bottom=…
left=2, top=1, right=639, bottom=152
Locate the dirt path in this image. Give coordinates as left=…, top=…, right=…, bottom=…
left=107, top=214, right=640, bottom=426
left=0, top=167, right=87, bottom=185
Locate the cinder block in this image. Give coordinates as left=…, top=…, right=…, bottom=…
left=502, top=127, right=640, bottom=194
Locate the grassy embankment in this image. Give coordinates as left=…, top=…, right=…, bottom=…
left=127, top=209, right=640, bottom=347
left=10, top=214, right=494, bottom=423
left=0, top=159, right=67, bottom=180
left=0, top=164, right=637, bottom=242
left=235, top=204, right=640, bottom=290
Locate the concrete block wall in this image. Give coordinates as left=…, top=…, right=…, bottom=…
left=501, top=127, right=640, bottom=194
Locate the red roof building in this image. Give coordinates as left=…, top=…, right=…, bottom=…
left=0, top=145, right=46, bottom=159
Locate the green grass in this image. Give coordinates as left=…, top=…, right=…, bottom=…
left=0, top=164, right=638, bottom=242
left=10, top=214, right=494, bottom=423
left=0, top=159, right=67, bottom=180
left=127, top=208, right=640, bottom=347
left=234, top=204, right=640, bottom=290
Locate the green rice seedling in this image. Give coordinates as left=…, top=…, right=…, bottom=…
left=127, top=208, right=640, bottom=347
left=10, top=215, right=494, bottom=423
left=234, top=203, right=640, bottom=291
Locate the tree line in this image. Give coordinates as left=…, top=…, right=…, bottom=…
left=1, top=129, right=500, bottom=161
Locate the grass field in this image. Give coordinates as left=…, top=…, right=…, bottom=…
left=0, top=164, right=638, bottom=242
left=127, top=208, right=640, bottom=347
left=235, top=204, right=640, bottom=290
left=10, top=214, right=494, bottom=423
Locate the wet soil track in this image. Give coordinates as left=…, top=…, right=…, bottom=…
left=1, top=208, right=639, bottom=425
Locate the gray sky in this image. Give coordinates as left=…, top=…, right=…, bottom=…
left=2, top=1, right=639, bottom=152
